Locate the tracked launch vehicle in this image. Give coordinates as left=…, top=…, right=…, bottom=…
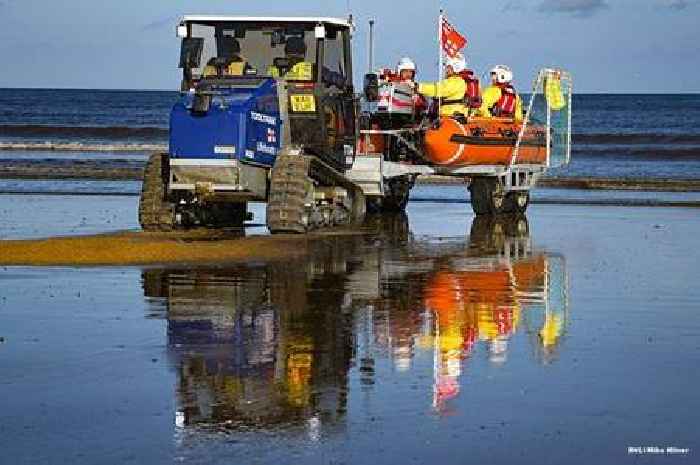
left=139, top=16, right=365, bottom=233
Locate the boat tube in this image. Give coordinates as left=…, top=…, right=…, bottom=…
left=423, top=116, right=547, bottom=166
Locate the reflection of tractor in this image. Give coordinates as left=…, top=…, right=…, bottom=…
left=139, top=15, right=573, bottom=233
left=142, top=258, right=357, bottom=429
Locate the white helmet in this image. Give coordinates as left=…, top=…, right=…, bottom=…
left=397, top=57, right=416, bottom=73
left=490, top=65, right=513, bottom=84
left=445, top=53, right=466, bottom=73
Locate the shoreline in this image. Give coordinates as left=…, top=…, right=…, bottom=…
left=1, top=164, right=700, bottom=192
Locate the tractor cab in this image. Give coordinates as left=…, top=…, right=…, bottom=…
left=177, top=17, right=350, bottom=87
left=172, top=16, right=356, bottom=171
left=149, top=16, right=359, bottom=230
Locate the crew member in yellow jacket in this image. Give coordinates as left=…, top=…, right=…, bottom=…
left=479, top=65, right=524, bottom=122
left=417, top=54, right=468, bottom=117
left=202, top=37, right=251, bottom=78
left=267, top=37, right=314, bottom=81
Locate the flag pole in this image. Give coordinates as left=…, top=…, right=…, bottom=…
left=438, top=9, right=443, bottom=118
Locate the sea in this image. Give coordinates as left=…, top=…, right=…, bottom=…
left=1, top=89, right=699, bottom=184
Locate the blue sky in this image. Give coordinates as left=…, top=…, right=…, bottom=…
left=0, top=0, right=697, bottom=92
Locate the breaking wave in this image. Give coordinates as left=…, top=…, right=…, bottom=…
left=573, top=146, right=700, bottom=160
left=0, top=142, right=167, bottom=152
left=0, top=124, right=168, bottom=139
left=574, top=133, right=700, bottom=145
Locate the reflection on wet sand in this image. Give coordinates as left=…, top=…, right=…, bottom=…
left=142, top=214, right=569, bottom=434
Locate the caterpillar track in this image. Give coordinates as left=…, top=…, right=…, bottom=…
left=138, top=153, right=175, bottom=231
left=266, top=147, right=366, bottom=234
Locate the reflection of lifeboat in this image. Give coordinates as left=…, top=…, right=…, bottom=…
left=423, top=116, right=547, bottom=166
left=512, top=255, right=546, bottom=293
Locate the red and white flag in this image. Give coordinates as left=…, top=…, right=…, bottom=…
left=440, top=16, right=467, bottom=58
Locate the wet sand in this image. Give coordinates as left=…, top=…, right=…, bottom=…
left=1, top=187, right=699, bottom=266
left=1, top=193, right=699, bottom=464
left=3, top=154, right=700, bottom=191
left=0, top=230, right=330, bottom=266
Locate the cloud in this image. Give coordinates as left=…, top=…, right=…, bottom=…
left=141, top=15, right=180, bottom=32
left=537, top=0, right=609, bottom=17
left=501, top=1, right=526, bottom=12
left=656, top=0, right=696, bottom=10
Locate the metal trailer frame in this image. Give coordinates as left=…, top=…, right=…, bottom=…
left=347, top=68, right=573, bottom=199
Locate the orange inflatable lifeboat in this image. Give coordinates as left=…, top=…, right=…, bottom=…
left=423, top=116, right=547, bottom=166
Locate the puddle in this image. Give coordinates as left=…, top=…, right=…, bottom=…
left=2, top=209, right=699, bottom=464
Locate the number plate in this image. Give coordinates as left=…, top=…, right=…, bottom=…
left=290, top=94, right=316, bottom=112
left=214, top=145, right=236, bottom=154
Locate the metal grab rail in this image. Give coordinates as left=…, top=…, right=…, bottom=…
left=509, top=68, right=573, bottom=170
left=509, top=70, right=545, bottom=168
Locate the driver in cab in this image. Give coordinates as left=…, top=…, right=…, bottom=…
left=267, top=37, right=313, bottom=81
left=202, top=37, right=249, bottom=77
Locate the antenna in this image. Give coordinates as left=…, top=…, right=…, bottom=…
left=368, top=19, right=375, bottom=73
left=438, top=9, right=444, bottom=117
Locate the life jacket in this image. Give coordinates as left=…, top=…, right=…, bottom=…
left=379, top=68, right=399, bottom=83
left=458, top=70, right=482, bottom=109
left=285, top=61, right=313, bottom=81
left=439, top=71, right=481, bottom=110
left=226, top=61, right=247, bottom=76
left=490, top=84, right=517, bottom=117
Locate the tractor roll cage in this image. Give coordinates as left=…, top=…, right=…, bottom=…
left=177, top=16, right=353, bottom=89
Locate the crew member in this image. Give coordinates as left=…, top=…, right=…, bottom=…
left=395, top=56, right=428, bottom=115
left=268, top=37, right=313, bottom=81
left=417, top=54, right=468, bottom=117
left=479, top=65, right=523, bottom=122
left=396, top=57, right=417, bottom=83
left=202, top=38, right=248, bottom=77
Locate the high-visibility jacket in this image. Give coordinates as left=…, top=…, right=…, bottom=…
left=203, top=60, right=248, bottom=78
left=479, top=85, right=524, bottom=122
left=418, top=76, right=468, bottom=117
left=268, top=61, right=314, bottom=81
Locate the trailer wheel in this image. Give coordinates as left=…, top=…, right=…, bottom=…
left=366, top=176, right=413, bottom=213
left=384, top=176, right=412, bottom=211
left=469, top=176, right=506, bottom=215
left=505, top=191, right=530, bottom=214
left=139, top=153, right=175, bottom=231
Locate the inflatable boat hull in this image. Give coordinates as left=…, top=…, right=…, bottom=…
left=424, top=117, right=547, bottom=166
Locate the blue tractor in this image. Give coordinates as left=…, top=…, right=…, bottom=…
left=139, top=16, right=365, bottom=233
